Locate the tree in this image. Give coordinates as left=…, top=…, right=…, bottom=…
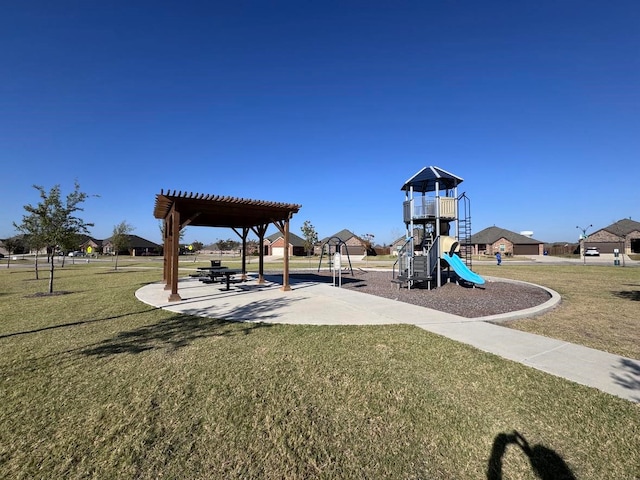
left=2, top=236, right=24, bottom=269
left=158, top=220, right=186, bottom=243
left=245, top=239, right=259, bottom=255
left=16, top=206, right=48, bottom=280
left=111, top=221, right=134, bottom=271
left=58, top=233, right=84, bottom=267
left=361, top=233, right=376, bottom=257
left=14, top=182, right=95, bottom=293
left=300, top=220, right=318, bottom=256
left=191, top=240, right=204, bottom=252
left=215, top=238, right=240, bottom=253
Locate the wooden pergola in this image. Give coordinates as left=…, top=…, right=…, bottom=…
left=153, top=190, right=301, bottom=302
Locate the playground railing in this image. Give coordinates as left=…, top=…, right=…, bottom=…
left=403, top=197, right=457, bottom=222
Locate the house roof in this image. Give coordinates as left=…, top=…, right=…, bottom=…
left=470, top=226, right=543, bottom=245
left=401, top=166, right=464, bottom=193
left=265, top=231, right=306, bottom=247
left=77, top=235, right=102, bottom=247
left=320, top=229, right=361, bottom=244
left=153, top=190, right=301, bottom=229
left=104, top=234, right=160, bottom=248
left=600, top=218, right=640, bottom=236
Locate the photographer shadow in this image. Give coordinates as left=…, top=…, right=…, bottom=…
left=487, top=431, right=576, bottom=480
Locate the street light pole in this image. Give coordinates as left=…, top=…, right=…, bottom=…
left=576, top=224, right=592, bottom=265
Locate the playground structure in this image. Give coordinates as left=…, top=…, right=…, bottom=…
left=393, top=166, right=485, bottom=289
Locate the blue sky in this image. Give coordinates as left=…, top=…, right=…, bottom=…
left=2, top=1, right=638, bottom=246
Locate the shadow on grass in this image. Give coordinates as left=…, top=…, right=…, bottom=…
left=611, top=358, right=640, bottom=402
left=78, top=297, right=298, bottom=357
left=80, top=314, right=271, bottom=357
left=611, top=290, right=640, bottom=301
left=0, top=307, right=161, bottom=340
left=486, top=431, right=576, bottom=480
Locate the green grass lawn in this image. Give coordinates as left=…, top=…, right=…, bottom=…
left=474, top=264, right=640, bottom=360
left=0, top=263, right=639, bottom=479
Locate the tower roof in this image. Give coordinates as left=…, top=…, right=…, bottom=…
left=401, top=166, right=464, bottom=193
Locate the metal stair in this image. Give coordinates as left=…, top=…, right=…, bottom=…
left=458, top=193, right=473, bottom=269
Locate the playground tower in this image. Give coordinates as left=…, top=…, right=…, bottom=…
left=394, top=166, right=478, bottom=288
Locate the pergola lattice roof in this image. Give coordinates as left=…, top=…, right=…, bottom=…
left=153, top=190, right=301, bottom=227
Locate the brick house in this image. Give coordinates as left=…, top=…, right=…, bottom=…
left=390, top=228, right=422, bottom=255
left=469, top=226, right=544, bottom=256
left=584, top=218, right=640, bottom=254
left=263, top=231, right=307, bottom=257
left=78, top=236, right=103, bottom=255
left=316, top=229, right=369, bottom=256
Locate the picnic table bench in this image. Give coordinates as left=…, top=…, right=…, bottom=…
left=196, top=265, right=243, bottom=290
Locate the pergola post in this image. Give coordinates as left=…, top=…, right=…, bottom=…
left=275, top=216, right=292, bottom=292
left=163, top=218, right=169, bottom=285
left=232, top=227, right=250, bottom=281
left=252, top=223, right=269, bottom=284
left=168, top=206, right=182, bottom=302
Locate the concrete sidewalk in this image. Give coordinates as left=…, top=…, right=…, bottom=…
left=136, top=274, right=640, bottom=403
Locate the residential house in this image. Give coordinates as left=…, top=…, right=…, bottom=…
left=316, top=229, right=369, bottom=256
left=102, top=234, right=161, bottom=256
left=263, top=231, right=307, bottom=257
left=584, top=218, right=640, bottom=254
left=469, top=226, right=544, bottom=256
left=390, top=228, right=422, bottom=256
left=78, top=236, right=103, bottom=255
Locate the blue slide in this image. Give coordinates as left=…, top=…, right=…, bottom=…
left=441, top=253, right=486, bottom=286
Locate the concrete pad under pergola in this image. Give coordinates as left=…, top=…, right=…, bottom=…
left=153, top=190, right=301, bottom=302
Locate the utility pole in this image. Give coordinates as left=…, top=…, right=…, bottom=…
left=576, top=224, right=592, bottom=265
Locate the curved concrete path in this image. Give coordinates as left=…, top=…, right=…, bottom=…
left=136, top=274, right=639, bottom=403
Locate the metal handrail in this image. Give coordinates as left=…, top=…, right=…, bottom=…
left=393, top=237, right=412, bottom=279
left=428, top=235, right=440, bottom=277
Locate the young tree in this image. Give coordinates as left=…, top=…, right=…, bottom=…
left=190, top=240, right=204, bottom=252
left=361, top=233, right=376, bottom=257
left=245, top=239, right=259, bottom=255
left=301, top=220, right=318, bottom=256
left=110, top=221, right=134, bottom=271
left=58, top=233, right=84, bottom=267
left=215, top=238, right=240, bottom=253
left=14, top=182, right=95, bottom=293
left=158, top=220, right=186, bottom=243
left=2, top=236, right=24, bottom=269
left=16, top=209, right=47, bottom=279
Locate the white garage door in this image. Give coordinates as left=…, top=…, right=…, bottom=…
left=271, top=247, right=285, bottom=257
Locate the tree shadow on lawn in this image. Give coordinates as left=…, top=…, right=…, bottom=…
left=611, top=289, right=640, bottom=301
left=610, top=358, right=640, bottom=402
left=78, top=296, right=298, bottom=357
left=0, top=307, right=160, bottom=340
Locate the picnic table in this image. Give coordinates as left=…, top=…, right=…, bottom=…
left=196, top=266, right=243, bottom=290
